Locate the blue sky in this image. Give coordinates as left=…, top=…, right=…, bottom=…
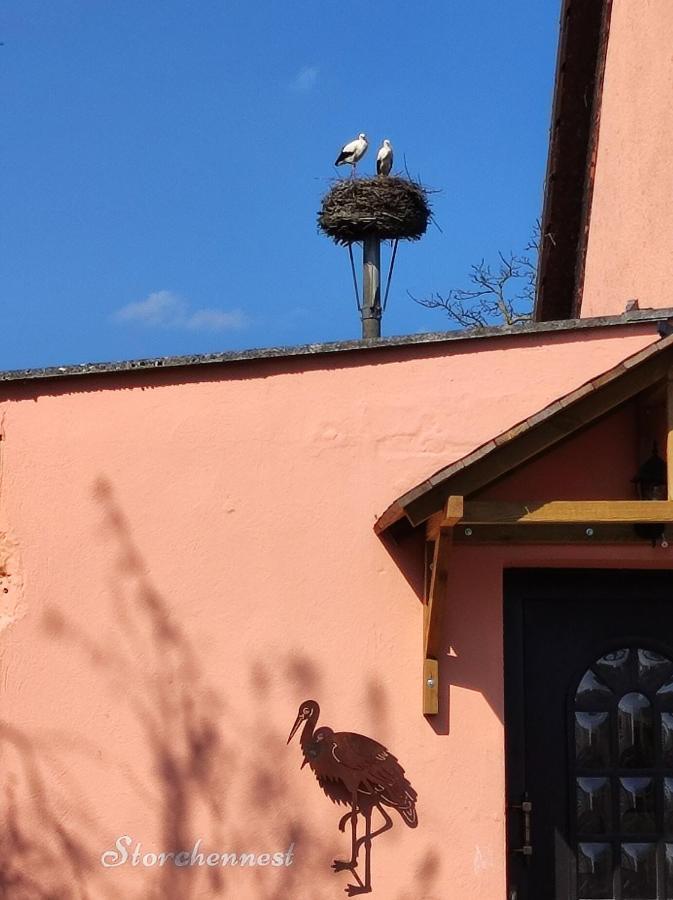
left=2, top=1, right=560, bottom=370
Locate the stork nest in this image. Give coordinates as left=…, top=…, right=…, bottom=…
left=318, top=176, right=431, bottom=245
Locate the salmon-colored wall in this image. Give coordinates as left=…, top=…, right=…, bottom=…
left=581, top=0, right=673, bottom=317
left=0, top=325, right=663, bottom=899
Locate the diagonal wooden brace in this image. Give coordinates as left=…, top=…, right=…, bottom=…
left=423, top=496, right=463, bottom=714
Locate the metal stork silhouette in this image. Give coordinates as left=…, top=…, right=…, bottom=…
left=288, top=700, right=417, bottom=896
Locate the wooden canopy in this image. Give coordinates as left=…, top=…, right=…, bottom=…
left=376, top=333, right=673, bottom=536
left=375, top=333, right=673, bottom=714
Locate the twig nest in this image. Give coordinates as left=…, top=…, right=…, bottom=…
left=318, top=176, right=431, bottom=245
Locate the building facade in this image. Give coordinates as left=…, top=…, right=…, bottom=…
left=2, top=2, right=673, bottom=898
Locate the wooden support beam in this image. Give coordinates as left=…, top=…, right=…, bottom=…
left=668, top=367, right=673, bottom=500
left=425, top=528, right=452, bottom=655
left=425, top=512, right=443, bottom=542
left=459, top=499, right=673, bottom=525
left=454, top=523, right=671, bottom=545
left=426, top=495, right=464, bottom=540
left=423, top=659, right=439, bottom=716
left=444, top=494, right=464, bottom=525
left=423, top=497, right=461, bottom=715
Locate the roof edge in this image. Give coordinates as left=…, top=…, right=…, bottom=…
left=534, top=0, right=611, bottom=321
left=1, top=307, right=670, bottom=387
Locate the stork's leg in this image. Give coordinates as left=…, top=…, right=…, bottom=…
left=338, top=809, right=356, bottom=832
left=332, top=793, right=360, bottom=872
left=345, top=806, right=373, bottom=896
left=352, top=803, right=393, bottom=855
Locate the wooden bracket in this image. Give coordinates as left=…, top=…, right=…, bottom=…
left=423, top=659, right=439, bottom=716
left=423, top=496, right=463, bottom=715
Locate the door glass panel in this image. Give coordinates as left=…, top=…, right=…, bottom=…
left=638, top=649, right=673, bottom=692
left=576, top=712, right=611, bottom=768
left=618, top=693, right=654, bottom=767
left=595, top=648, right=632, bottom=693
left=666, top=844, right=673, bottom=896
left=658, top=680, right=673, bottom=711
left=620, top=842, right=657, bottom=898
left=576, top=669, right=614, bottom=706
left=578, top=842, right=612, bottom=899
left=663, top=714, right=673, bottom=767
left=577, top=778, right=611, bottom=834
left=664, top=779, right=673, bottom=832
left=620, top=778, right=656, bottom=833
left=573, top=647, right=673, bottom=899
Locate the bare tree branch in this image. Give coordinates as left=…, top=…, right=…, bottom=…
left=412, top=223, right=539, bottom=329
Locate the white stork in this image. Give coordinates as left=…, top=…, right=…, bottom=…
left=335, top=133, right=368, bottom=176
left=376, top=139, right=393, bottom=176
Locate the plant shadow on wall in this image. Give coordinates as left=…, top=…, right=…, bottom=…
left=0, top=720, right=110, bottom=898
left=0, top=479, right=441, bottom=899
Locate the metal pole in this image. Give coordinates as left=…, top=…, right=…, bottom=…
left=362, top=236, right=381, bottom=338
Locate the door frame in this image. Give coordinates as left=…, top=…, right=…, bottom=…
left=504, top=569, right=529, bottom=900
left=503, top=566, right=673, bottom=900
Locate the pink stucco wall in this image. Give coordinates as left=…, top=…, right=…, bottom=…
left=581, top=0, right=673, bottom=317
left=0, top=324, right=665, bottom=899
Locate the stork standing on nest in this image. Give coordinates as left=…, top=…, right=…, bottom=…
left=335, top=133, right=368, bottom=176
left=376, top=140, right=393, bottom=176
left=288, top=700, right=417, bottom=897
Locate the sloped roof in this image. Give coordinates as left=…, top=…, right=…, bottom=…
left=376, top=332, right=673, bottom=534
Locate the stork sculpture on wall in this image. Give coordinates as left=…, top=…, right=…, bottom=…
left=288, top=700, right=418, bottom=896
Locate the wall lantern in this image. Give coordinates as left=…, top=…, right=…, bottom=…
left=632, top=443, right=667, bottom=500
left=632, top=443, right=668, bottom=545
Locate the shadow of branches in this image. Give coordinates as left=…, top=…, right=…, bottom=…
left=0, top=478, right=362, bottom=899
left=0, top=480, right=346, bottom=900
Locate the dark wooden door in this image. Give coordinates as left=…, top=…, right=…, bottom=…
left=505, top=569, right=673, bottom=900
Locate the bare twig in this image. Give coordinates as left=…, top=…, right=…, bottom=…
left=412, top=223, right=539, bottom=328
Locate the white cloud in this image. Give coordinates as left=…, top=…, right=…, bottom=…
left=185, top=308, right=247, bottom=331
left=113, top=291, right=187, bottom=326
left=113, top=290, right=247, bottom=332
left=290, top=65, right=318, bottom=93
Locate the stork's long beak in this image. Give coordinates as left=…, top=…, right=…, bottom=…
left=287, top=714, right=303, bottom=745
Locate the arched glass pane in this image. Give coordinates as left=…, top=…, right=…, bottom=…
left=664, top=779, right=673, bottom=832
left=638, top=649, right=673, bottom=691
left=620, top=778, right=655, bottom=833
left=578, top=843, right=612, bottom=899
left=666, top=844, right=673, bottom=896
left=577, top=777, right=611, bottom=834
left=657, top=679, right=673, bottom=710
left=663, top=713, right=673, bottom=767
left=618, top=693, right=654, bottom=767
left=576, top=712, right=611, bottom=769
left=576, top=669, right=613, bottom=706
left=595, top=649, right=632, bottom=693
left=621, top=842, right=656, bottom=898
